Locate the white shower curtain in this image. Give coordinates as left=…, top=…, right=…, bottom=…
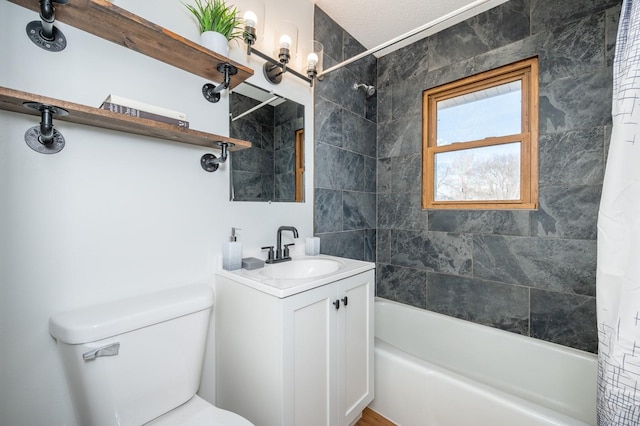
left=597, top=0, right=640, bottom=423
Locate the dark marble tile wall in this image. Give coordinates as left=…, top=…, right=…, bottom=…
left=313, top=6, right=377, bottom=262
left=373, top=0, right=621, bottom=353
left=313, top=0, right=619, bottom=352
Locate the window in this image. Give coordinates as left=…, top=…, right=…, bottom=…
left=422, top=57, right=538, bottom=210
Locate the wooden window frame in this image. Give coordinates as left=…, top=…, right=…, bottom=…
left=422, top=57, right=539, bottom=210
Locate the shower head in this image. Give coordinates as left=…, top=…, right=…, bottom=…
left=353, top=83, right=376, bottom=97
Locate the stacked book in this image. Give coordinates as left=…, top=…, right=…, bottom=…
left=100, top=95, right=189, bottom=128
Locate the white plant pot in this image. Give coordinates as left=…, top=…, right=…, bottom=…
left=200, top=31, right=229, bottom=56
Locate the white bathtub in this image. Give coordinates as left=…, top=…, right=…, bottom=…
left=370, top=299, right=597, bottom=426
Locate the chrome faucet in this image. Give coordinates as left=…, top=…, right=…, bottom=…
left=263, top=226, right=299, bottom=264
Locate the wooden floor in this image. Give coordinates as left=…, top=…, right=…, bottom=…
left=355, top=408, right=396, bottom=426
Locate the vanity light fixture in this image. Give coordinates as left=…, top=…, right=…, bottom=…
left=305, top=40, right=323, bottom=82
left=241, top=0, right=262, bottom=55
left=242, top=9, right=258, bottom=54
left=241, top=6, right=322, bottom=87
left=274, top=21, right=297, bottom=71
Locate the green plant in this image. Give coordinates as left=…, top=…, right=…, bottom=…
left=183, top=0, right=242, bottom=40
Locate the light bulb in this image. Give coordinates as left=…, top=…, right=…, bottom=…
left=307, top=52, right=318, bottom=67
left=243, top=10, right=257, bottom=28
left=279, top=34, right=292, bottom=49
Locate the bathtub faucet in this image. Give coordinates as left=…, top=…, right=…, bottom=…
left=265, top=226, right=299, bottom=264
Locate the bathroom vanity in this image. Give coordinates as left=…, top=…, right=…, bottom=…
left=215, top=255, right=375, bottom=426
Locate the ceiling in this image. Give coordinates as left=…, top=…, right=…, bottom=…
left=312, top=0, right=509, bottom=57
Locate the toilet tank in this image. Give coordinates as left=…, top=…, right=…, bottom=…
left=49, top=284, right=214, bottom=426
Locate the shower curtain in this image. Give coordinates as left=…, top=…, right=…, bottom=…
left=597, top=0, right=640, bottom=423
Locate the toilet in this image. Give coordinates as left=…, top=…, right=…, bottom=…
left=49, top=284, right=253, bottom=426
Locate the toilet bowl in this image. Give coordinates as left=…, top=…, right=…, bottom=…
left=49, top=284, right=253, bottom=426
left=145, top=395, right=252, bottom=426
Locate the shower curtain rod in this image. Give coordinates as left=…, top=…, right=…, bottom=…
left=316, top=0, right=497, bottom=78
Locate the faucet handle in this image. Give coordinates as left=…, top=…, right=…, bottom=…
left=261, top=246, right=274, bottom=261
left=283, top=243, right=295, bottom=258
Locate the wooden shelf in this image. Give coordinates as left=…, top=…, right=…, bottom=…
left=7, top=0, right=253, bottom=89
left=0, top=86, right=252, bottom=151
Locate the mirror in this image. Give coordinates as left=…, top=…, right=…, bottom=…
left=229, top=83, right=305, bottom=202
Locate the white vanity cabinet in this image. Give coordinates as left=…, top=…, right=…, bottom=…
left=215, top=267, right=375, bottom=426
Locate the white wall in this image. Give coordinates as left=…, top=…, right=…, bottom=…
left=0, top=0, right=314, bottom=424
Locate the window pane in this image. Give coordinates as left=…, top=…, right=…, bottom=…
left=436, top=81, right=521, bottom=146
left=434, top=143, right=521, bottom=201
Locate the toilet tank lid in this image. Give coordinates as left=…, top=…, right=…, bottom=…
left=49, top=284, right=214, bottom=344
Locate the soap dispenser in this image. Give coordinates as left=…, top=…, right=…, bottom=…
left=222, top=227, right=242, bottom=271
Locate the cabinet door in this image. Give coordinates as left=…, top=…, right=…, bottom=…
left=283, top=283, right=337, bottom=426
left=338, top=270, right=375, bottom=426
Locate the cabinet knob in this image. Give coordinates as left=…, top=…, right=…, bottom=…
left=333, top=299, right=340, bottom=310
left=341, top=296, right=348, bottom=306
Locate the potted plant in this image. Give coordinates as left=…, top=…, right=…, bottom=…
left=184, top=0, right=242, bottom=55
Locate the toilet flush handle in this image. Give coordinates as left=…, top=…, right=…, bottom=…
left=82, top=342, right=120, bottom=361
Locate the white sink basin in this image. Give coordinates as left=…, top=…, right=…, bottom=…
left=257, top=258, right=342, bottom=280
left=218, top=254, right=375, bottom=298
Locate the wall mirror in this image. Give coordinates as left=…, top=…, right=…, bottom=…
left=229, top=83, right=305, bottom=202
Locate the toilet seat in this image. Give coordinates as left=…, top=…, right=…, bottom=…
left=145, top=395, right=253, bottom=426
